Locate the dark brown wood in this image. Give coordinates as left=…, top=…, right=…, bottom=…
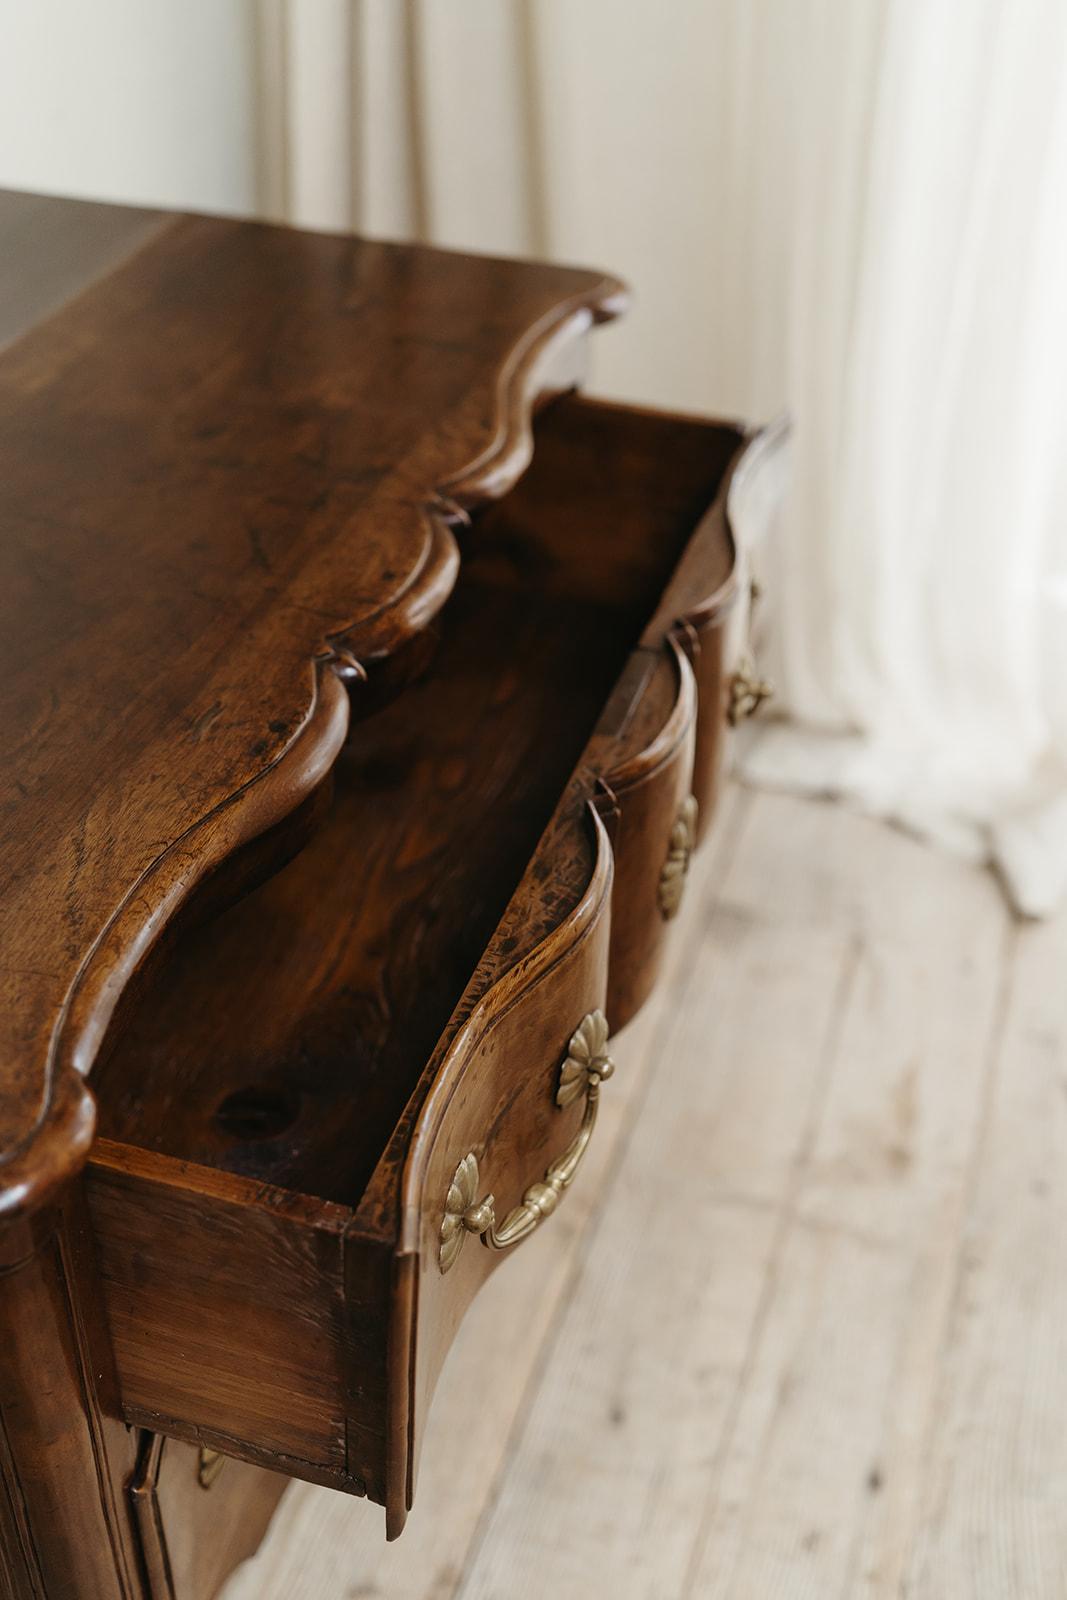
left=86, top=1145, right=352, bottom=1476
left=79, top=388, right=743, bottom=1523
left=91, top=393, right=733, bottom=1205
left=0, top=1197, right=142, bottom=1599
left=395, top=808, right=615, bottom=1530
left=92, top=549, right=634, bottom=1207
left=599, top=642, right=697, bottom=1026
left=0, top=200, right=622, bottom=1227
left=648, top=495, right=741, bottom=843
left=0, top=191, right=762, bottom=1595
left=129, top=1433, right=285, bottom=1600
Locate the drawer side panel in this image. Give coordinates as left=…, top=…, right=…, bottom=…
left=86, top=1148, right=349, bottom=1472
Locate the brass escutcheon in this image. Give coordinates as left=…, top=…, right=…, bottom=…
left=197, top=1447, right=225, bottom=1489
left=658, top=794, right=698, bottom=920
left=728, top=653, right=774, bottom=726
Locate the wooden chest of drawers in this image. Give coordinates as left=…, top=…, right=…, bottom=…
left=0, top=190, right=773, bottom=1599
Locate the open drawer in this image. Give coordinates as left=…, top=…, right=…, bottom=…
left=84, top=394, right=761, bottom=1540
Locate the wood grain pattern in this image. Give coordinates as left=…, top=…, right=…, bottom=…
left=0, top=1197, right=143, bottom=1600
left=94, top=539, right=635, bottom=1210
left=232, top=790, right=1049, bottom=1600
left=0, top=191, right=759, bottom=1596
left=394, top=809, right=614, bottom=1532
left=0, top=209, right=623, bottom=1222
left=79, top=381, right=738, bottom=1544
left=895, top=906, right=1058, bottom=1597
left=77, top=378, right=741, bottom=1551
left=218, top=790, right=749, bottom=1600
left=609, top=641, right=697, bottom=1020
left=86, top=1144, right=353, bottom=1473
left=94, top=394, right=738, bottom=1207
left=641, top=423, right=758, bottom=844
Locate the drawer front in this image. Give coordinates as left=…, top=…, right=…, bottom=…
left=82, top=396, right=772, bottom=1541
left=130, top=1432, right=285, bottom=1600
left=388, top=808, right=614, bottom=1534
left=645, top=416, right=789, bottom=848
left=718, top=413, right=790, bottom=782
left=680, top=607, right=731, bottom=845
left=637, top=456, right=741, bottom=850
left=605, top=641, right=697, bottom=1027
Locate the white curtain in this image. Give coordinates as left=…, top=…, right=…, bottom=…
left=256, top=0, right=1067, bottom=915
left=735, top=0, right=1067, bottom=919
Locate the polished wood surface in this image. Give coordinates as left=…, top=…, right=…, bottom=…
left=0, top=192, right=622, bottom=1223
left=83, top=390, right=748, bottom=1533
left=0, top=190, right=764, bottom=1598
left=0, top=1198, right=143, bottom=1600
left=94, top=395, right=739, bottom=1205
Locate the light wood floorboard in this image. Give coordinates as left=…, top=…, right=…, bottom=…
left=224, top=787, right=1062, bottom=1600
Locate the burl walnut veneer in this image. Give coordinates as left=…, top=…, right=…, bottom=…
left=0, top=189, right=773, bottom=1600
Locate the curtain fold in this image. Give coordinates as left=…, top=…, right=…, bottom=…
left=257, top=0, right=1067, bottom=912
left=740, top=0, right=1067, bottom=913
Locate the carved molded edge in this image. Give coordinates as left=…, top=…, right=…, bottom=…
left=1, top=274, right=625, bottom=1226
left=603, top=638, right=697, bottom=797
left=398, top=808, right=612, bottom=1244
left=0, top=667, right=351, bottom=1227
left=384, top=807, right=613, bottom=1536
left=439, top=277, right=627, bottom=510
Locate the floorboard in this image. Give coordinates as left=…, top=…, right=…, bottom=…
left=223, top=788, right=1060, bottom=1600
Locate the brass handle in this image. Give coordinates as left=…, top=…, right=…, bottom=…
left=439, top=1010, right=614, bottom=1272
left=728, top=653, right=774, bottom=726
left=197, top=1447, right=225, bottom=1489
left=658, top=795, right=698, bottom=920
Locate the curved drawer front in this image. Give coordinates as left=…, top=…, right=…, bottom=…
left=605, top=641, right=697, bottom=1028
left=680, top=598, right=733, bottom=845
left=637, top=466, right=741, bottom=850
left=388, top=809, right=614, bottom=1533
left=78, top=391, right=772, bottom=1551
left=717, top=414, right=790, bottom=795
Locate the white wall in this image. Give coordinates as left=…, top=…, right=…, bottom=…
left=0, top=0, right=754, bottom=412
left=0, top=0, right=260, bottom=216
left=0, top=0, right=761, bottom=411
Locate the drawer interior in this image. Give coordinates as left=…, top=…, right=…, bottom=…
left=94, top=396, right=740, bottom=1212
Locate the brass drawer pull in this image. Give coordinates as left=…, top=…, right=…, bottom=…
left=659, top=795, right=698, bottom=920
left=197, top=1447, right=225, bottom=1489
left=728, top=653, right=774, bottom=725
left=439, top=1010, right=614, bottom=1272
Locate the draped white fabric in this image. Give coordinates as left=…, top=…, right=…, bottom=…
left=260, top=0, right=1067, bottom=914
left=733, top=0, right=1067, bottom=918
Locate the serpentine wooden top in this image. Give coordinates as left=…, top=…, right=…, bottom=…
left=0, top=190, right=624, bottom=1221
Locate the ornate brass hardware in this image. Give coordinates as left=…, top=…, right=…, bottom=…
left=197, top=1447, right=225, bottom=1489
left=658, top=795, right=698, bottom=920
left=728, top=653, right=774, bottom=726
left=439, top=1010, right=614, bottom=1272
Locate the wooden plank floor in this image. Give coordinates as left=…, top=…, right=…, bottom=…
left=223, top=784, right=1067, bottom=1600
